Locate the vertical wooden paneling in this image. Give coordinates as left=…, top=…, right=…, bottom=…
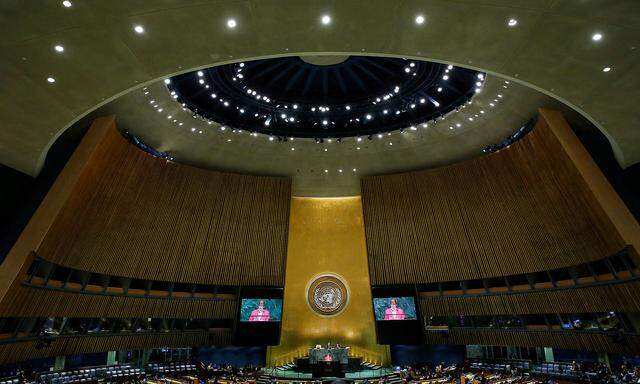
left=0, top=285, right=238, bottom=319
left=418, top=280, right=640, bottom=316
left=361, top=114, right=625, bottom=285
left=36, top=124, right=291, bottom=286
left=0, top=330, right=233, bottom=365
left=423, top=328, right=638, bottom=354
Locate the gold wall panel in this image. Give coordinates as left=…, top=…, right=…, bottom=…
left=267, top=197, right=389, bottom=367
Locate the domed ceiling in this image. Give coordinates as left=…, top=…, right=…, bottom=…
left=0, top=1, right=638, bottom=179
left=167, top=56, right=482, bottom=139
left=88, top=55, right=580, bottom=196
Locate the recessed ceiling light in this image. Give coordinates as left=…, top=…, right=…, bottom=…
left=46, top=77, right=55, bottom=83
left=602, top=66, right=612, bottom=72
left=133, top=25, right=144, bottom=34
left=54, top=45, right=64, bottom=53
left=227, top=18, right=237, bottom=29
left=415, top=15, right=425, bottom=25
left=507, top=18, right=518, bottom=27
left=592, top=32, right=603, bottom=41
left=321, top=15, right=331, bottom=25
left=62, top=0, right=72, bottom=7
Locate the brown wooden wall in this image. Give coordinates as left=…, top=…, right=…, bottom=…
left=36, top=125, right=291, bottom=286
left=423, top=328, right=639, bottom=355
left=361, top=116, right=626, bottom=285
left=0, top=285, right=237, bottom=319
left=419, top=280, right=640, bottom=316
left=0, top=330, right=233, bottom=365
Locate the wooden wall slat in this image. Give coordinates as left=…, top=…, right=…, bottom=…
left=361, top=117, right=625, bottom=285
left=423, top=328, right=639, bottom=355
left=419, top=280, right=640, bottom=316
left=35, top=127, right=291, bottom=286
left=0, top=330, right=233, bottom=365
left=0, top=285, right=237, bottom=319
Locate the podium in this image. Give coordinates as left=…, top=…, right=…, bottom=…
left=296, top=346, right=361, bottom=378
left=308, top=346, right=349, bottom=364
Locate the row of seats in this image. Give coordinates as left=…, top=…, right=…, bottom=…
left=469, top=361, right=531, bottom=372
left=38, top=364, right=142, bottom=384
left=530, top=362, right=576, bottom=377
left=1, top=362, right=196, bottom=384
left=146, top=362, right=196, bottom=373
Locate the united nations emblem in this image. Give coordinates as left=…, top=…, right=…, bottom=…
left=307, top=274, right=349, bottom=317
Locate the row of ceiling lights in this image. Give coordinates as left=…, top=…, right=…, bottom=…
left=186, top=61, right=460, bottom=130
left=46, top=2, right=613, bottom=84
left=145, top=77, right=510, bottom=153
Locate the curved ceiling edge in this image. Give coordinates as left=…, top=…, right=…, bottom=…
left=35, top=51, right=625, bottom=178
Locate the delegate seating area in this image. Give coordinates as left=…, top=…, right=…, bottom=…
left=2, top=359, right=640, bottom=384
left=469, top=360, right=532, bottom=372
left=36, top=365, right=143, bottom=384
left=146, top=362, right=196, bottom=375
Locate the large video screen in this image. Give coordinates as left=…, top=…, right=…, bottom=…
left=240, top=299, right=282, bottom=322
left=373, top=297, right=417, bottom=321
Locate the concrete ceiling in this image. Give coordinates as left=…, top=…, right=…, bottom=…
left=1, top=0, right=639, bottom=181
left=94, top=72, right=572, bottom=196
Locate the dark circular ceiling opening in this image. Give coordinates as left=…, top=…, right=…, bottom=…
left=167, top=56, right=484, bottom=139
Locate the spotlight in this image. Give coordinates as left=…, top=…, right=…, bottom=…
left=507, top=18, right=518, bottom=27
left=54, top=45, right=64, bottom=53
left=227, top=18, right=237, bottom=29
left=602, top=66, right=612, bottom=72
left=62, top=0, right=72, bottom=7
left=321, top=15, right=331, bottom=25
left=592, top=32, right=603, bottom=41
left=133, top=25, right=144, bottom=34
